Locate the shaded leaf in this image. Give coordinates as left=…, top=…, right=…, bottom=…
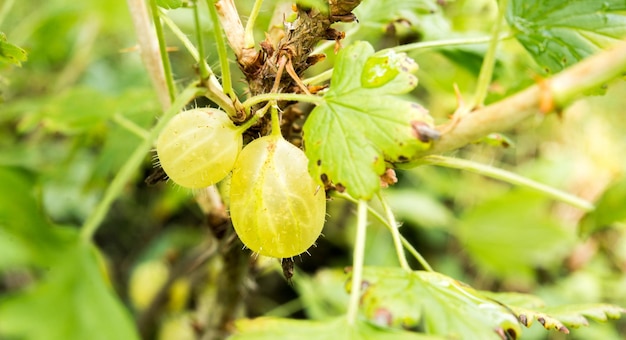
left=0, top=242, right=140, bottom=340
left=386, top=189, right=455, bottom=229
left=355, top=267, right=522, bottom=339
left=507, top=0, right=626, bottom=74
left=18, top=86, right=116, bottom=135
left=354, top=0, right=439, bottom=26
left=303, top=41, right=435, bottom=199
left=0, top=32, right=27, bottom=66
left=579, top=174, right=626, bottom=236
left=0, top=167, right=69, bottom=268
left=0, top=167, right=139, bottom=340
left=457, top=190, right=574, bottom=281
left=232, top=316, right=441, bottom=340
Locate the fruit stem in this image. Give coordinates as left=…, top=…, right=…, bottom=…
left=235, top=102, right=270, bottom=133
left=270, top=103, right=282, bottom=137
left=347, top=199, right=368, bottom=325
left=377, top=193, right=412, bottom=272
left=242, top=93, right=324, bottom=109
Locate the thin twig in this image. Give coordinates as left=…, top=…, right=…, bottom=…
left=126, top=0, right=171, bottom=110
left=149, top=0, right=176, bottom=103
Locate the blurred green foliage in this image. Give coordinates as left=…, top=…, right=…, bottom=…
left=1, top=0, right=625, bottom=339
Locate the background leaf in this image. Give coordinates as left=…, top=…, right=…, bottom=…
left=303, top=41, right=435, bottom=199
left=232, top=316, right=441, bottom=340
left=0, top=166, right=139, bottom=340
left=579, top=174, right=626, bottom=236
left=0, top=32, right=27, bottom=66
left=507, top=0, right=626, bottom=74
left=457, top=190, right=575, bottom=283
left=357, top=267, right=522, bottom=339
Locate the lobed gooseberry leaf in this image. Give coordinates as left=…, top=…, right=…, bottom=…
left=231, top=316, right=442, bottom=340
left=483, top=291, right=626, bottom=334
left=303, top=41, right=435, bottom=199
left=507, top=0, right=626, bottom=74
left=0, top=32, right=27, bottom=67
left=354, top=267, right=522, bottom=339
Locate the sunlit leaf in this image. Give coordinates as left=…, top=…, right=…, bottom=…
left=486, top=290, right=625, bottom=334
left=0, top=32, right=27, bottom=66
left=303, top=41, right=435, bottom=199
left=232, top=316, right=441, bottom=340
left=355, top=267, right=522, bottom=339
left=507, top=0, right=626, bottom=74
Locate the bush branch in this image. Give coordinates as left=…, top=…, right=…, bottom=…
left=420, top=40, right=626, bottom=157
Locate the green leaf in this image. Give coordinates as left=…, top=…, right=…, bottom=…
left=232, top=316, right=442, bottom=340
left=18, top=86, right=116, bottom=135
left=356, top=267, right=522, bottom=339
left=0, top=167, right=68, bottom=268
left=386, top=189, right=454, bottom=229
left=156, top=0, right=183, bottom=9
left=457, top=190, right=574, bottom=282
left=484, top=291, right=626, bottom=334
left=0, top=242, right=140, bottom=340
left=507, top=0, right=626, bottom=74
left=303, top=41, right=435, bottom=199
left=579, top=175, right=626, bottom=236
left=354, top=0, right=439, bottom=26
left=0, top=32, right=27, bottom=66
left=0, top=167, right=139, bottom=340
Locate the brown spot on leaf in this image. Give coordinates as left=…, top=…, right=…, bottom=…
left=518, top=314, right=528, bottom=326
left=316, top=159, right=322, bottom=166
left=335, top=183, right=346, bottom=193
left=411, top=120, right=441, bottom=142
left=494, top=327, right=507, bottom=340
left=372, top=308, right=393, bottom=327
left=506, top=328, right=518, bottom=339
